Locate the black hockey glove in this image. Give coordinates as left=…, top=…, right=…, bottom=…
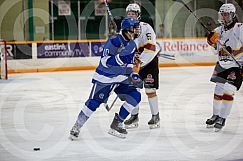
left=128, top=72, right=143, bottom=89
left=207, top=31, right=219, bottom=47
left=225, top=46, right=232, bottom=54
left=108, top=21, right=117, bottom=37
left=219, top=46, right=232, bottom=56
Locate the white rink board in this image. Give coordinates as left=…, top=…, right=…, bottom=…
left=6, top=38, right=217, bottom=71
left=0, top=66, right=243, bottom=161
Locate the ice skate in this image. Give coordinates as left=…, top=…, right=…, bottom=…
left=148, top=113, right=160, bottom=129
left=206, top=115, right=219, bottom=128
left=214, top=117, right=225, bottom=132
left=124, top=114, right=139, bottom=129
left=69, top=123, right=80, bottom=141
left=108, top=113, right=127, bottom=139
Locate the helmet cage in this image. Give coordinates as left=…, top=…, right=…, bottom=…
left=121, top=17, right=140, bottom=40
left=126, top=3, right=141, bottom=19
left=218, top=3, right=236, bottom=25
left=218, top=12, right=235, bottom=25
left=134, top=23, right=141, bottom=38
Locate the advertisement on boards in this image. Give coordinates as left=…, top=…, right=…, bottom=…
left=157, top=39, right=217, bottom=63
left=0, top=43, right=32, bottom=60
left=37, top=42, right=90, bottom=58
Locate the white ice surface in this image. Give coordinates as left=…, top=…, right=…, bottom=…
left=0, top=66, right=243, bottom=161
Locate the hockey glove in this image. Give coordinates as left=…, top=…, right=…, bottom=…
left=134, top=52, right=142, bottom=65
left=132, top=63, right=141, bottom=73
left=219, top=46, right=232, bottom=56
left=128, top=72, right=143, bottom=89
left=109, top=21, right=117, bottom=37
left=132, top=52, right=142, bottom=73
left=207, top=32, right=219, bottom=47
left=225, top=46, right=232, bottom=54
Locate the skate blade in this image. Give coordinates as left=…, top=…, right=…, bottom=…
left=149, top=122, right=160, bottom=129
left=125, top=123, right=138, bottom=129
left=214, top=127, right=222, bottom=132
left=108, top=129, right=126, bottom=139
left=206, top=124, right=214, bottom=128
left=69, top=135, right=78, bottom=141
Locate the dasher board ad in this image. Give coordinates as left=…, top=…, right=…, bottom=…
left=157, top=39, right=217, bottom=63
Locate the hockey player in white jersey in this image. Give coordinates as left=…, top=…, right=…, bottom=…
left=123, top=3, right=160, bottom=129
left=206, top=3, right=243, bottom=132
left=69, top=17, right=142, bottom=139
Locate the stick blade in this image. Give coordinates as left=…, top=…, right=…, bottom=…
left=171, top=0, right=183, bottom=2
left=172, top=0, right=186, bottom=5
left=104, top=104, right=111, bottom=112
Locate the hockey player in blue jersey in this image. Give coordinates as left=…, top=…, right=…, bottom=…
left=69, top=17, right=142, bottom=139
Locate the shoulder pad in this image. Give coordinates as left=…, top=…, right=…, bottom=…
left=213, top=26, right=221, bottom=33
left=139, top=21, right=147, bottom=25
left=236, top=23, right=243, bottom=27
left=110, top=35, right=121, bottom=47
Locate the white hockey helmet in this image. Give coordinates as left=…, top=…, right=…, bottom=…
left=218, top=3, right=236, bottom=25
left=126, top=3, right=141, bottom=19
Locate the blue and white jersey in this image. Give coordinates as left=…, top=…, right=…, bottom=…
left=92, top=34, right=137, bottom=84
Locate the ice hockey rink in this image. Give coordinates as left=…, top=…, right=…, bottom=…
left=0, top=66, right=243, bottom=161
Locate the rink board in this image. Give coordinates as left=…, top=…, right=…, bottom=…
left=2, top=38, right=217, bottom=74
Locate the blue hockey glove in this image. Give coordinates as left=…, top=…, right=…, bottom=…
left=128, top=72, right=143, bottom=89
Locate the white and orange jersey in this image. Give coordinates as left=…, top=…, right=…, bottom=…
left=134, top=21, right=159, bottom=67
left=214, top=22, right=243, bottom=69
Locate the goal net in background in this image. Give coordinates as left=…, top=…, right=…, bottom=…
left=0, top=40, right=8, bottom=80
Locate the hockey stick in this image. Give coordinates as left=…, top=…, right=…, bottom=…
left=173, top=0, right=210, bottom=33
left=160, top=54, right=175, bottom=60
left=156, top=42, right=175, bottom=60
left=174, top=0, right=242, bottom=68
left=104, top=96, right=119, bottom=111
left=220, top=39, right=242, bottom=68
left=104, top=0, right=120, bottom=41
left=103, top=0, right=122, bottom=111
left=104, top=0, right=116, bottom=26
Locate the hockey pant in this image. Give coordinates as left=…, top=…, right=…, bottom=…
left=77, top=83, right=141, bottom=126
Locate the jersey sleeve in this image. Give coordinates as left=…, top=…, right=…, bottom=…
left=110, top=34, right=122, bottom=47
left=101, top=42, right=136, bottom=68
left=240, top=25, right=243, bottom=65
left=137, top=23, right=158, bottom=67
left=239, top=24, right=243, bottom=46
left=99, top=39, right=119, bottom=67
left=233, top=23, right=243, bottom=66
left=213, top=26, right=221, bottom=35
